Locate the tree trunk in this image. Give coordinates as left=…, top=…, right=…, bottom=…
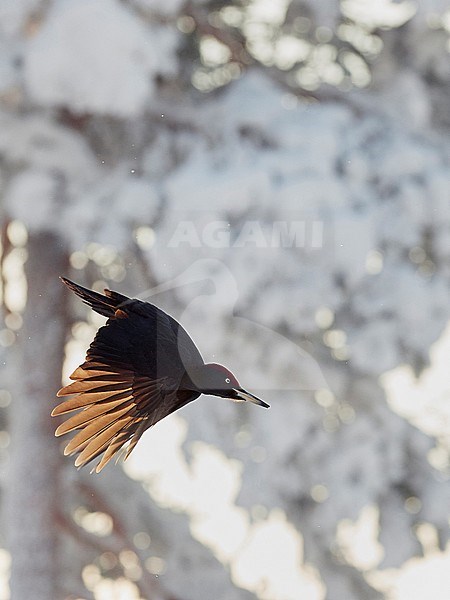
left=8, top=232, right=68, bottom=599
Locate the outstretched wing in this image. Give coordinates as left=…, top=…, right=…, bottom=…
left=53, top=361, right=192, bottom=473
left=59, top=277, right=204, bottom=375
left=53, top=279, right=201, bottom=472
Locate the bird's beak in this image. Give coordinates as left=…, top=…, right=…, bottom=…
left=233, top=389, right=270, bottom=408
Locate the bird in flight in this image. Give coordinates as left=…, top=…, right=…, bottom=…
left=53, top=277, right=269, bottom=473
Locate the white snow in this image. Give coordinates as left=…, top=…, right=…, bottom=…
left=24, top=0, right=157, bottom=117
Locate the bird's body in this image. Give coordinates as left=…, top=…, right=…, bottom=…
left=53, top=278, right=269, bottom=472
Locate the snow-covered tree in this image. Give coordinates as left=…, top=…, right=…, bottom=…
left=1, top=1, right=450, bottom=599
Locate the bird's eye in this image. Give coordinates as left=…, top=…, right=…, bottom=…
left=225, top=377, right=231, bottom=384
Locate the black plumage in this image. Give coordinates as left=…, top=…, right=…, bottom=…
left=53, top=278, right=269, bottom=472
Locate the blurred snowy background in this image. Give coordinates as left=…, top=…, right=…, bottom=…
left=1, top=0, right=450, bottom=599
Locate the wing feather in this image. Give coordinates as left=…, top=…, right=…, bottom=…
left=55, top=397, right=134, bottom=436
left=54, top=362, right=174, bottom=470
left=53, top=357, right=193, bottom=471
left=74, top=416, right=137, bottom=468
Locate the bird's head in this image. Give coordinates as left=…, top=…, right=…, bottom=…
left=187, top=363, right=269, bottom=408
